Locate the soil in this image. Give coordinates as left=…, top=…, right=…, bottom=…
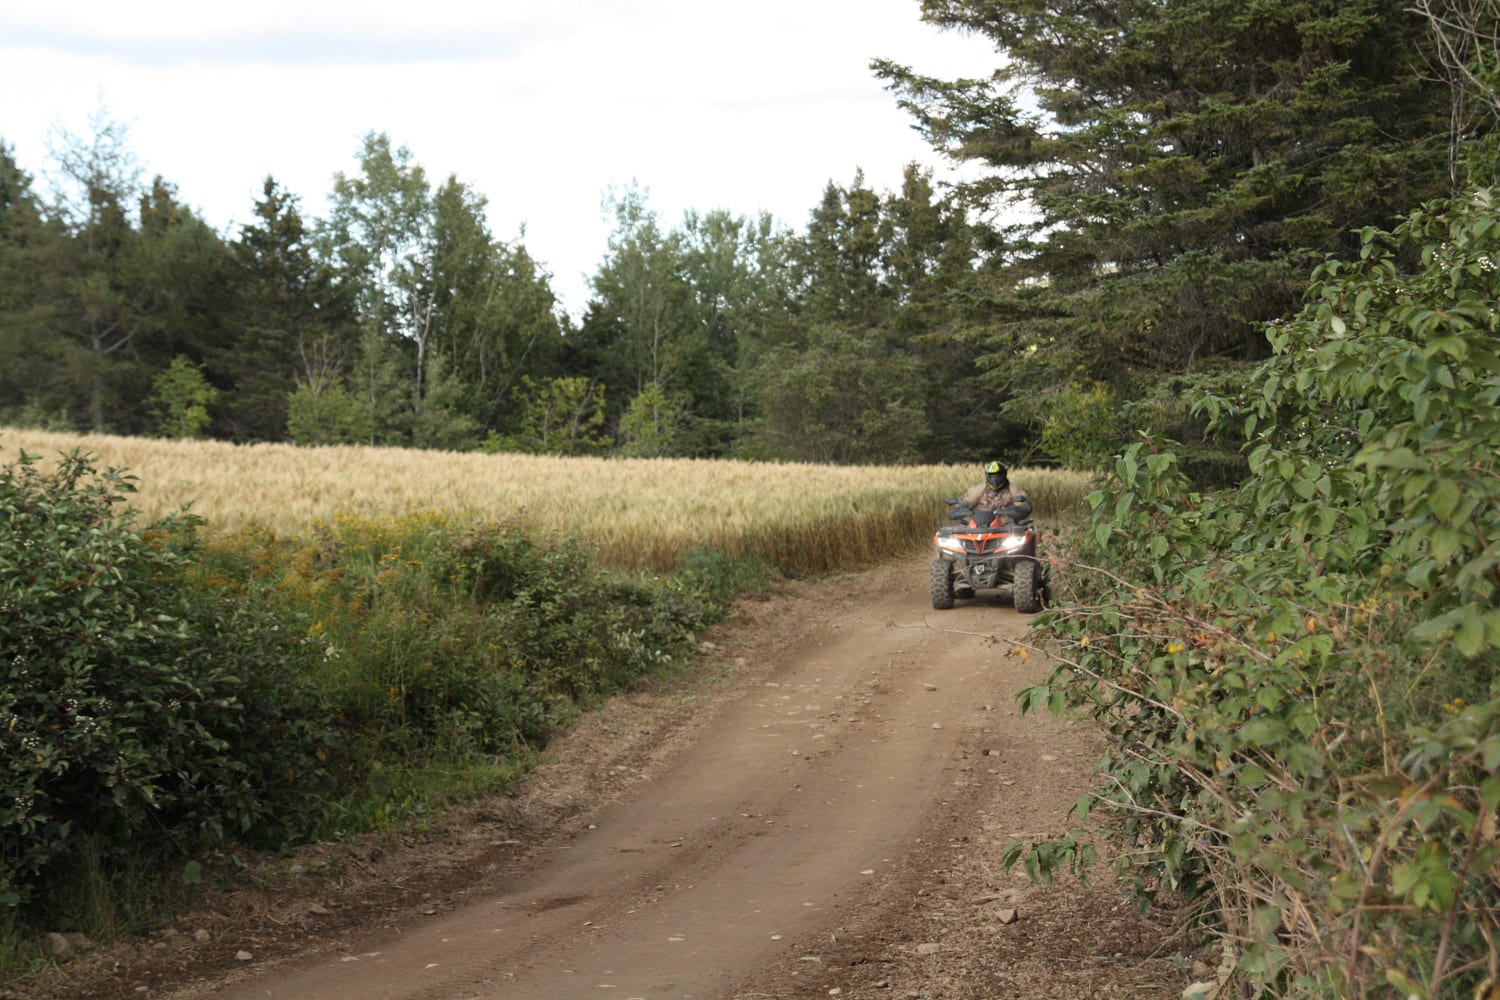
left=12, top=556, right=1198, bottom=1000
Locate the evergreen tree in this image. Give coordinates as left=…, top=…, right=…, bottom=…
left=220, top=178, right=356, bottom=442
left=0, top=142, right=75, bottom=427
left=148, top=355, right=218, bottom=439
left=877, top=0, right=1466, bottom=395
left=129, top=178, right=233, bottom=433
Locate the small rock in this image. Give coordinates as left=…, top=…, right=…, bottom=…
left=43, top=933, right=72, bottom=960
left=923, top=683, right=937, bottom=691
left=997, top=908, right=1018, bottom=924
left=931, top=723, right=943, bottom=730
left=193, top=928, right=211, bottom=944
left=235, top=950, right=253, bottom=962
left=308, top=903, right=332, bottom=916
left=64, top=932, right=94, bottom=953
left=916, top=942, right=942, bottom=956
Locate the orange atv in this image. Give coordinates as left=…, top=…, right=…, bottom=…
left=929, top=500, right=1047, bottom=613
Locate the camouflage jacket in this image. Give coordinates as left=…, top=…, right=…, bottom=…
left=960, top=484, right=1031, bottom=519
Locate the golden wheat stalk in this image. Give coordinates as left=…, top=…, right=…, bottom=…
left=2, top=429, right=1095, bottom=572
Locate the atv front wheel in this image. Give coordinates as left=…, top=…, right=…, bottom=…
left=929, top=558, right=955, bottom=610
left=1012, top=558, right=1043, bottom=614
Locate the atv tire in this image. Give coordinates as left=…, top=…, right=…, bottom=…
left=1012, top=558, right=1043, bottom=614
left=929, top=558, right=955, bottom=610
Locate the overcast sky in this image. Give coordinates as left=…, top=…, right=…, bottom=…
left=1, top=1, right=998, bottom=318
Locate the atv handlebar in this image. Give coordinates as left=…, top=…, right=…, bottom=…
left=945, top=503, right=1033, bottom=528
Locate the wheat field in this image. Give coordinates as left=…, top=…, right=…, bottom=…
left=2, top=429, right=1095, bottom=573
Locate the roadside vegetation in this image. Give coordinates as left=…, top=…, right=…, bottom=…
left=1020, top=188, right=1500, bottom=998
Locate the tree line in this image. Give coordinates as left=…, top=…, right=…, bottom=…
left=1, top=0, right=1492, bottom=474
left=0, top=128, right=993, bottom=465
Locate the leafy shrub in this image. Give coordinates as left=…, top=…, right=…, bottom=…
left=1017, top=189, right=1500, bottom=997
left=260, top=511, right=727, bottom=767
left=1037, top=382, right=1124, bottom=471
left=0, top=449, right=333, bottom=909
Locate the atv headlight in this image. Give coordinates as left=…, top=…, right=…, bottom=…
left=937, top=536, right=968, bottom=555
left=998, top=532, right=1030, bottom=552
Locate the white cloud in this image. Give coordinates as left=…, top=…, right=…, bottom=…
left=1, top=0, right=997, bottom=317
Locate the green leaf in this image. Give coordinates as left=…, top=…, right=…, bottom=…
left=1426, top=335, right=1468, bottom=360
left=1482, top=738, right=1500, bottom=772
left=1485, top=608, right=1500, bottom=647
left=1454, top=607, right=1486, bottom=658
left=1429, top=526, right=1459, bottom=566
left=1481, top=777, right=1500, bottom=814
left=1428, top=477, right=1460, bottom=521
left=1354, top=445, right=1427, bottom=471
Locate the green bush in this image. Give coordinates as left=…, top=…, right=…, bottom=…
left=0, top=449, right=333, bottom=909
left=1037, top=382, right=1123, bottom=471
left=1017, top=189, right=1500, bottom=997
left=258, top=511, right=731, bottom=767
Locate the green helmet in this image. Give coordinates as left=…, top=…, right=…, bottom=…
left=985, top=460, right=1009, bottom=491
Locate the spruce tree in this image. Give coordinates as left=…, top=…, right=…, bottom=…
left=877, top=0, right=1466, bottom=387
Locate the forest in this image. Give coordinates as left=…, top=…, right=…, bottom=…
left=3, top=0, right=1489, bottom=477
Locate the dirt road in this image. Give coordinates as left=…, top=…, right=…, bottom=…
left=34, top=557, right=1188, bottom=1000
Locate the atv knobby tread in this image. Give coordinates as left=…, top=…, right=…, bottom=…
left=1012, top=558, right=1042, bottom=614
left=929, top=558, right=955, bottom=610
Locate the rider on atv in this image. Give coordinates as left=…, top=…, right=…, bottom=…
left=961, top=460, right=1031, bottom=523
